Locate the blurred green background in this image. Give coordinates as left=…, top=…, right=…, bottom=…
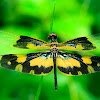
left=0, top=0, right=100, bottom=100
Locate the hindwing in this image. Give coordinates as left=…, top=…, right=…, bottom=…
left=0, top=52, right=53, bottom=75
left=57, top=51, right=100, bottom=76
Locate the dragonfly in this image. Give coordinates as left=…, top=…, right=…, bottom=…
left=0, top=33, right=100, bottom=90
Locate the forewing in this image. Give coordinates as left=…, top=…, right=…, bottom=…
left=0, top=52, right=53, bottom=75
left=58, top=37, right=96, bottom=51
left=57, top=51, right=100, bottom=76
left=13, top=35, right=50, bottom=50
left=0, top=31, right=50, bottom=50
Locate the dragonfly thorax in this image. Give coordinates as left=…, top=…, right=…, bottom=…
left=50, top=42, right=58, bottom=53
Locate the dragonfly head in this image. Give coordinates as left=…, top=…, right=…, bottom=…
left=48, top=33, right=58, bottom=42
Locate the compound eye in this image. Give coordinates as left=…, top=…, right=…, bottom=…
left=48, top=33, right=58, bottom=40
